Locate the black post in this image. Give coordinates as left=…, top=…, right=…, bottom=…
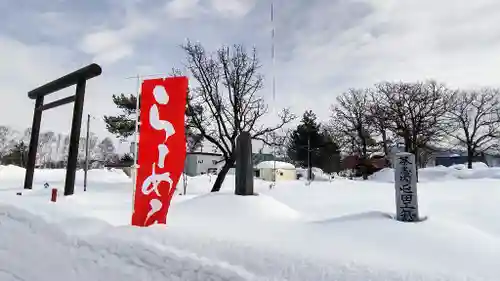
left=64, top=80, right=87, bottom=196
left=235, top=131, right=254, bottom=196
left=84, top=113, right=90, bottom=192
left=23, top=96, right=44, bottom=190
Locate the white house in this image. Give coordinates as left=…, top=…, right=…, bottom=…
left=255, top=161, right=296, bottom=181
left=184, top=152, right=223, bottom=176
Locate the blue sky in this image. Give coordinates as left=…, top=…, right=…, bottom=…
left=2, top=0, right=500, bottom=144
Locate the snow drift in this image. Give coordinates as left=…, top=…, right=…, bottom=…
left=0, top=165, right=131, bottom=191
left=370, top=162, right=500, bottom=182
left=167, top=192, right=302, bottom=228
left=0, top=205, right=257, bottom=281
left=2, top=164, right=500, bottom=280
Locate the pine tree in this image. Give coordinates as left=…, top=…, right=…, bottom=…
left=318, top=129, right=342, bottom=173
left=103, top=94, right=137, bottom=139
left=104, top=92, right=203, bottom=151
left=287, top=110, right=340, bottom=173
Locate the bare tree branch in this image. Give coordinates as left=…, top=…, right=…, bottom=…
left=377, top=81, right=452, bottom=160
left=182, top=41, right=295, bottom=192
left=446, top=88, right=500, bottom=168
left=330, top=88, right=375, bottom=158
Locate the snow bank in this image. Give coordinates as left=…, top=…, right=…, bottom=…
left=0, top=205, right=259, bottom=281
left=168, top=193, right=302, bottom=228
left=0, top=164, right=25, bottom=179
left=370, top=162, right=500, bottom=182
left=4, top=164, right=500, bottom=280
left=34, top=167, right=131, bottom=183
left=178, top=174, right=273, bottom=195
left=0, top=166, right=131, bottom=192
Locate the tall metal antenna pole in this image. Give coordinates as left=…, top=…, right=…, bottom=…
left=271, top=0, right=277, bottom=187
left=271, top=0, right=276, bottom=103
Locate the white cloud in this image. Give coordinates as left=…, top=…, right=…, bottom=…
left=4, top=0, right=500, bottom=141
left=165, top=0, right=256, bottom=19
left=80, top=16, right=155, bottom=64
left=93, top=45, right=134, bottom=64
left=0, top=36, right=76, bottom=132
left=271, top=0, right=500, bottom=121
left=209, top=0, right=256, bottom=18
left=0, top=35, right=136, bottom=138
left=165, top=0, right=202, bottom=19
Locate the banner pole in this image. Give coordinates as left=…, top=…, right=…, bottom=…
left=132, top=74, right=141, bottom=216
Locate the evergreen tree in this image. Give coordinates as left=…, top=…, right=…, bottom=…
left=120, top=153, right=134, bottom=163
left=287, top=110, right=340, bottom=173
left=103, top=94, right=137, bottom=139
left=287, top=110, right=322, bottom=168
left=104, top=92, right=203, bottom=151
left=315, top=129, right=341, bottom=173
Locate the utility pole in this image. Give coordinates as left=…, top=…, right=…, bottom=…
left=182, top=172, right=187, bottom=195
left=307, top=134, right=312, bottom=182
left=83, top=113, right=90, bottom=191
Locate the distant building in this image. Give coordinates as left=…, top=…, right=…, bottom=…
left=184, top=151, right=291, bottom=177
left=434, top=155, right=484, bottom=167
left=387, top=142, right=500, bottom=168
left=184, top=152, right=223, bottom=176
left=255, top=161, right=296, bottom=181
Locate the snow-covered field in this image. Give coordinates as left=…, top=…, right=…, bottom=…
left=1, top=164, right=500, bottom=280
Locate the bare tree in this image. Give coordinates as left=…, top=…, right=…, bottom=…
left=182, top=41, right=295, bottom=192
left=0, top=126, right=16, bottom=158
left=187, top=133, right=204, bottom=153
left=263, top=130, right=289, bottom=161
left=377, top=80, right=453, bottom=170
left=446, top=88, right=500, bottom=168
left=366, top=89, right=392, bottom=156
left=330, top=88, right=375, bottom=179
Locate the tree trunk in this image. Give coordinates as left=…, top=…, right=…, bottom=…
left=359, top=132, right=369, bottom=180
left=413, top=147, right=419, bottom=182
left=211, top=160, right=234, bottom=192
left=361, top=159, right=368, bottom=180
left=403, top=133, right=411, bottom=153
left=381, top=131, right=388, bottom=156
left=467, top=146, right=474, bottom=169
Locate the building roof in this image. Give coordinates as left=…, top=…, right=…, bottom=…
left=255, top=161, right=295, bottom=170
left=187, top=152, right=222, bottom=156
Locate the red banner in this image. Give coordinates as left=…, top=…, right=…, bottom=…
left=132, top=77, right=188, bottom=227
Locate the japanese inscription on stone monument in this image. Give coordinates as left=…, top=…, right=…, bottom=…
left=394, top=152, right=419, bottom=222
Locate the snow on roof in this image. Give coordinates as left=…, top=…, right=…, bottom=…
left=369, top=152, right=386, bottom=158
left=255, top=161, right=295, bottom=170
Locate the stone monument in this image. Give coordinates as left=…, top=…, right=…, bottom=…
left=394, top=152, right=419, bottom=222
left=235, top=131, right=254, bottom=196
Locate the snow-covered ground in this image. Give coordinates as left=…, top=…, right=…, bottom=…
left=1, top=164, right=500, bottom=280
